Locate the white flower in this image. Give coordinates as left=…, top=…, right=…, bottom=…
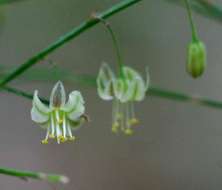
left=31, top=81, right=86, bottom=144
left=97, top=63, right=149, bottom=135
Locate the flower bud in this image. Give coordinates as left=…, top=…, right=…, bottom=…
left=186, top=41, right=206, bottom=78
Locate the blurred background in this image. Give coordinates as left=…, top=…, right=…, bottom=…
left=0, top=0, right=222, bottom=189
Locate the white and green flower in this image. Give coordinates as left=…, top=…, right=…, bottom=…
left=97, top=63, right=149, bottom=135
left=31, top=81, right=86, bottom=144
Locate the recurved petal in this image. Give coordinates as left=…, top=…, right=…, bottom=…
left=99, top=62, right=115, bottom=81
left=62, top=91, right=85, bottom=121
left=31, top=106, right=49, bottom=125
left=122, top=66, right=141, bottom=81
left=33, top=90, right=51, bottom=113
left=132, top=78, right=147, bottom=101
left=97, top=80, right=114, bottom=100
left=68, top=116, right=86, bottom=130
left=97, top=63, right=115, bottom=100
left=31, top=92, right=50, bottom=124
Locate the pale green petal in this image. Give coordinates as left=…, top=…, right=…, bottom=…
left=31, top=90, right=50, bottom=124
left=61, top=91, right=85, bottom=121
left=98, top=80, right=114, bottom=100
left=97, top=63, right=115, bottom=100
left=133, top=78, right=147, bottom=101
left=31, top=106, right=49, bottom=124
left=68, top=116, right=85, bottom=130
left=122, top=66, right=149, bottom=101
left=122, top=66, right=141, bottom=81
left=50, top=81, right=66, bottom=108
left=122, top=80, right=137, bottom=102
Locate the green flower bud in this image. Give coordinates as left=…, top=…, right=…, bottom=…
left=187, top=41, right=206, bottom=78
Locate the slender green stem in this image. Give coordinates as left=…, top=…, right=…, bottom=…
left=1, top=85, right=49, bottom=105
left=93, top=15, right=124, bottom=77
left=149, top=86, right=222, bottom=109
left=0, top=167, right=69, bottom=184
left=0, top=0, right=142, bottom=87
left=184, top=0, right=199, bottom=42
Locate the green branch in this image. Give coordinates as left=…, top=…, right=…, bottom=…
left=0, top=167, right=69, bottom=183
left=0, top=0, right=142, bottom=87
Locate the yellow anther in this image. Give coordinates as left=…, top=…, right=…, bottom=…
left=112, top=126, right=118, bottom=134
left=112, top=122, right=119, bottom=134
left=128, top=118, right=139, bottom=126
left=58, top=135, right=66, bottom=143
left=116, top=113, right=122, bottom=120
left=41, top=139, right=48, bottom=144
left=49, top=134, right=55, bottom=138
left=69, top=136, right=76, bottom=141
left=124, top=128, right=134, bottom=136
left=58, top=119, right=63, bottom=125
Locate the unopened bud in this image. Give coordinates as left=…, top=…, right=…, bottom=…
left=187, top=40, right=206, bottom=78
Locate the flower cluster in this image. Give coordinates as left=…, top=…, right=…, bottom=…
left=31, top=81, right=86, bottom=144
left=97, top=63, right=149, bottom=135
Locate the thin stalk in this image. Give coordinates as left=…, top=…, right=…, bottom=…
left=1, top=85, right=49, bottom=105
left=0, top=0, right=142, bottom=87
left=184, top=0, right=199, bottom=42
left=149, top=86, right=222, bottom=109
left=0, top=167, right=69, bottom=184
left=93, top=15, right=124, bottom=77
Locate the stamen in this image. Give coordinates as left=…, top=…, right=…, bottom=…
left=130, top=102, right=136, bottom=119
left=56, top=123, right=62, bottom=144
left=67, top=124, right=75, bottom=141
left=41, top=129, right=49, bottom=144
left=112, top=122, right=119, bottom=134
left=49, top=115, right=55, bottom=138
left=62, top=114, right=67, bottom=138
left=126, top=102, right=130, bottom=128
left=128, top=101, right=139, bottom=126
left=56, top=110, right=62, bottom=124
left=119, top=103, right=125, bottom=131
left=124, top=128, right=133, bottom=136
left=129, top=118, right=139, bottom=126
left=41, top=139, right=48, bottom=144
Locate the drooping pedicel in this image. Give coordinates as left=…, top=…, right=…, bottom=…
left=31, top=81, right=86, bottom=144
left=97, top=63, right=149, bottom=135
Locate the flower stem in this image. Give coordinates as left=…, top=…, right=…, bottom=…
left=92, top=14, right=124, bottom=77
left=184, top=0, right=199, bottom=42
left=0, top=167, right=69, bottom=184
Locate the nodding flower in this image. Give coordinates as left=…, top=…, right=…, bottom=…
left=31, top=81, right=87, bottom=144
left=97, top=63, right=149, bottom=135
